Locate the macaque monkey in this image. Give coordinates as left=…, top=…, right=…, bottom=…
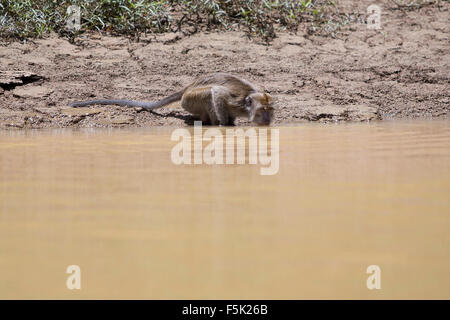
left=69, top=73, right=274, bottom=126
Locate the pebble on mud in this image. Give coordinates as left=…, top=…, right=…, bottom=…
left=303, top=105, right=380, bottom=122
left=13, top=86, right=53, bottom=99
left=96, top=116, right=135, bottom=125
left=61, top=107, right=103, bottom=117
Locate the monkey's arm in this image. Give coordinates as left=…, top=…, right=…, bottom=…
left=211, top=86, right=232, bottom=125
left=69, top=90, right=184, bottom=110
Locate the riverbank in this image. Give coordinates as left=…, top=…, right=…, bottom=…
left=0, top=0, right=448, bottom=129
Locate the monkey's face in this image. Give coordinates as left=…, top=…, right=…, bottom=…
left=246, top=93, right=274, bottom=126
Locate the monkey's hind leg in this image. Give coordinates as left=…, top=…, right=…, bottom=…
left=200, top=113, right=211, bottom=125
left=182, top=86, right=214, bottom=125
left=181, top=86, right=231, bottom=126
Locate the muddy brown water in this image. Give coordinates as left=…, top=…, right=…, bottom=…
left=0, top=119, right=449, bottom=299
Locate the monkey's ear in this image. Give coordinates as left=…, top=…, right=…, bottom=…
left=264, top=93, right=273, bottom=104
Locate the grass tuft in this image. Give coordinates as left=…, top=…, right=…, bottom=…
left=0, top=0, right=443, bottom=42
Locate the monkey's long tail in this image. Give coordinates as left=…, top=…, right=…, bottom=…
left=69, top=90, right=184, bottom=110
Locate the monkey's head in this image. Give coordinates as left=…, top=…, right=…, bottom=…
left=245, top=92, right=274, bottom=126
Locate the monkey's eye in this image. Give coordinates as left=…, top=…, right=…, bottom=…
left=245, top=96, right=252, bottom=106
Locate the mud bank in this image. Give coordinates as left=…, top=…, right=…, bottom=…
left=0, top=0, right=448, bottom=129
